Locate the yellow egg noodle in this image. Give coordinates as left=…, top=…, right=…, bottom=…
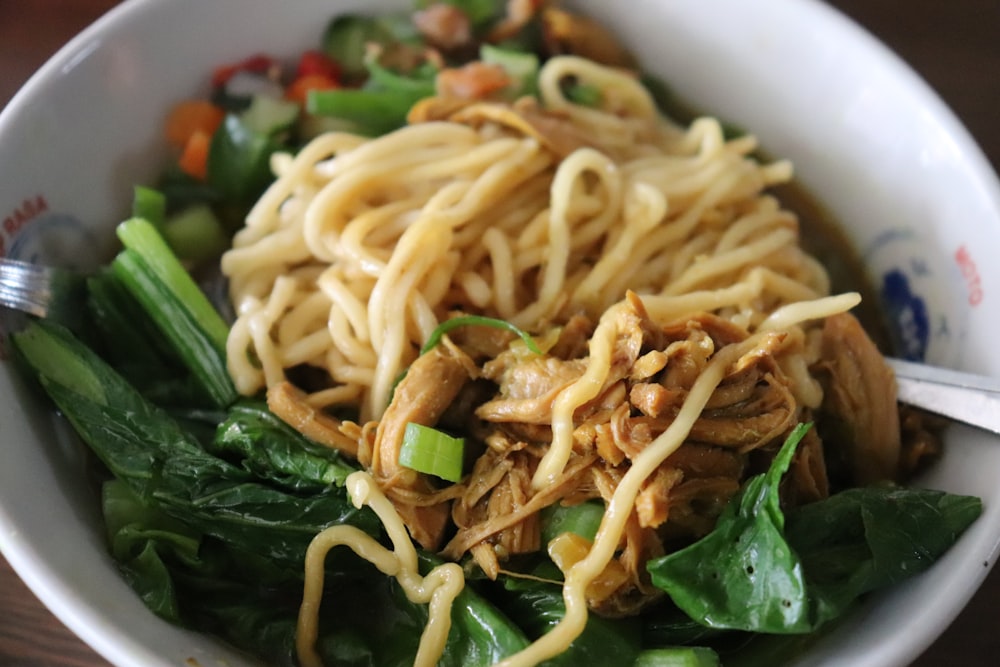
left=221, top=55, right=859, bottom=666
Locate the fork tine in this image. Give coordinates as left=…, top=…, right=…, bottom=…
left=0, top=258, right=81, bottom=321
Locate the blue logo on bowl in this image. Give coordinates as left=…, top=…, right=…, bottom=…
left=880, top=268, right=929, bottom=361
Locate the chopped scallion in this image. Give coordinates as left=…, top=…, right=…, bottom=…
left=115, top=217, right=230, bottom=354
left=160, top=204, right=229, bottom=264
left=633, top=647, right=720, bottom=667
left=132, top=186, right=166, bottom=228
left=480, top=43, right=539, bottom=99
left=421, top=315, right=540, bottom=356
left=398, top=422, right=465, bottom=482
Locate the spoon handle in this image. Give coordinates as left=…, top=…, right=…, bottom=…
left=888, top=357, right=1000, bottom=436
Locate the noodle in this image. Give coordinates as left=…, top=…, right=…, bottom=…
left=223, top=55, right=820, bottom=422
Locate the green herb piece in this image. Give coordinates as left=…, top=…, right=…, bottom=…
left=540, top=499, right=605, bottom=544
left=207, top=113, right=283, bottom=204
left=239, top=94, right=300, bottom=136
left=496, top=566, right=643, bottom=666
left=565, top=82, right=603, bottom=108
left=421, top=315, right=540, bottom=356
left=480, top=43, right=539, bottom=98
left=633, top=647, right=720, bottom=667
left=132, top=185, right=166, bottom=228
left=160, top=204, right=229, bottom=265
left=307, top=88, right=425, bottom=136
left=398, top=422, right=465, bottom=482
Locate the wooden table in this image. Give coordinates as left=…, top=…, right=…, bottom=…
left=1, top=1, right=998, bottom=665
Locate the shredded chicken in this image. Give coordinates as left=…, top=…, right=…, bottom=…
left=370, top=342, right=475, bottom=549
left=435, top=62, right=512, bottom=100
left=269, top=298, right=917, bottom=617
left=266, top=381, right=360, bottom=458
left=408, top=96, right=599, bottom=158
left=413, top=3, right=474, bottom=52
left=816, top=312, right=901, bottom=485
left=540, top=7, right=638, bottom=69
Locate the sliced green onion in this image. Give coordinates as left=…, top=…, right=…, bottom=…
left=398, top=422, right=465, bottom=482
left=541, top=499, right=605, bottom=544
left=363, top=49, right=438, bottom=97
left=111, top=248, right=236, bottom=408
left=116, top=218, right=229, bottom=352
left=633, top=647, right=720, bottom=667
left=307, top=88, right=422, bottom=136
left=421, top=315, right=540, bottom=356
left=239, top=94, right=300, bottom=136
left=565, top=82, right=603, bottom=108
left=132, top=186, right=166, bottom=228
left=322, top=14, right=412, bottom=81
left=480, top=43, right=539, bottom=98
left=160, top=204, right=229, bottom=265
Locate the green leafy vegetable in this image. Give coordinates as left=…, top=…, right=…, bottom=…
left=647, top=423, right=813, bottom=634
left=12, top=320, right=377, bottom=568
left=495, top=568, right=642, bottom=666
left=212, top=399, right=358, bottom=491
left=647, top=423, right=982, bottom=635
left=207, top=113, right=284, bottom=204
left=115, top=217, right=229, bottom=352
left=784, top=483, right=982, bottom=627
left=540, top=499, right=605, bottom=544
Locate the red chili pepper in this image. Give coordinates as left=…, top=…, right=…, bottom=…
left=295, top=50, right=342, bottom=83
left=211, top=53, right=277, bottom=88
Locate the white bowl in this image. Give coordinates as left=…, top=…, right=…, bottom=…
left=2, top=1, right=999, bottom=666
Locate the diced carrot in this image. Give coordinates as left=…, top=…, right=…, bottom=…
left=177, top=129, right=212, bottom=181
left=165, top=100, right=225, bottom=150
left=296, top=50, right=342, bottom=82
left=285, top=73, right=339, bottom=105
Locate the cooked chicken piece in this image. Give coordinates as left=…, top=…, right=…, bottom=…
left=266, top=381, right=360, bottom=458
left=541, top=7, right=637, bottom=69
left=371, top=341, right=474, bottom=549
left=816, top=312, right=901, bottom=484
left=486, top=0, right=541, bottom=43
left=413, top=2, right=474, bottom=51
left=476, top=355, right=588, bottom=423
left=408, top=96, right=599, bottom=158
left=784, top=419, right=830, bottom=505
left=436, top=62, right=512, bottom=100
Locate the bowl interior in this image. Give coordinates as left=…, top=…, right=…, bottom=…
left=1, top=0, right=999, bottom=665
